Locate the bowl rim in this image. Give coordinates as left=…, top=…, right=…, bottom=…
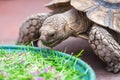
left=0, top=45, right=96, bottom=80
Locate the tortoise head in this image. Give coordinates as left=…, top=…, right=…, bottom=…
left=39, top=15, right=72, bottom=47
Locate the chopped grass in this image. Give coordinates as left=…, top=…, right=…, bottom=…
left=0, top=48, right=87, bottom=80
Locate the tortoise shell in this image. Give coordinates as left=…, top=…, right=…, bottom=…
left=71, top=0, right=120, bottom=33
left=46, top=0, right=120, bottom=33
left=45, top=0, right=70, bottom=10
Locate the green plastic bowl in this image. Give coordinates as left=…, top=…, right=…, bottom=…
left=0, top=45, right=96, bottom=80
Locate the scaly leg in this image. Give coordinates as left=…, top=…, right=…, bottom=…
left=89, top=24, right=120, bottom=73
left=16, top=13, right=51, bottom=46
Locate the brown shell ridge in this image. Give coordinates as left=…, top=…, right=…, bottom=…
left=95, top=0, right=120, bottom=9
left=107, top=9, right=113, bottom=28
left=44, top=0, right=70, bottom=10
left=86, top=5, right=115, bottom=28
left=86, top=5, right=99, bottom=14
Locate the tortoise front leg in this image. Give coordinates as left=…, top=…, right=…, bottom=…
left=16, top=13, right=51, bottom=46
left=89, top=24, right=120, bottom=73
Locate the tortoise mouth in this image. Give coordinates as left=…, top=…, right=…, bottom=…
left=41, top=40, right=62, bottom=47
left=95, top=0, right=120, bottom=9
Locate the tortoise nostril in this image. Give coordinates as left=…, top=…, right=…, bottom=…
left=48, top=30, right=56, bottom=37
left=40, top=35, right=47, bottom=41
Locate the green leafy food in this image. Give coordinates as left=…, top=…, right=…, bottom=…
left=0, top=49, right=87, bottom=80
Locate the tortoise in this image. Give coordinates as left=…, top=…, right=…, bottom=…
left=17, top=0, right=120, bottom=73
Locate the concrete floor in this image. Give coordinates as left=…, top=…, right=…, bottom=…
left=0, top=0, right=120, bottom=80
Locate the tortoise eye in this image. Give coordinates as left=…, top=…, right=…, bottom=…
left=48, top=30, right=56, bottom=37
left=50, top=33, right=55, bottom=37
